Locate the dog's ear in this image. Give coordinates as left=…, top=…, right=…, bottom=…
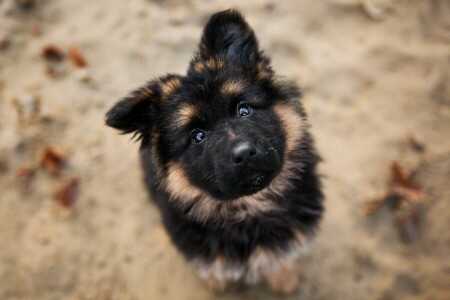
left=106, top=74, right=182, bottom=134
left=197, top=9, right=260, bottom=68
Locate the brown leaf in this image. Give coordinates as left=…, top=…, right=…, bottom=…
left=40, top=147, right=66, bottom=175
left=17, top=0, right=36, bottom=9
left=41, top=45, right=65, bottom=62
left=69, top=46, right=87, bottom=68
left=363, top=200, right=383, bottom=214
left=45, top=65, right=59, bottom=78
left=365, top=161, right=428, bottom=244
left=263, top=0, right=276, bottom=10
left=29, top=25, right=43, bottom=38
left=56, top=177, right=79, bottom=208
left=16, top=167, right=35, bottom=179
left=363, top=192, right=393, bottom=214
left=396, top=207, right=420, bottom=243
left=0, top=38, right=10, bottom=50
left=392, top=186, right=427, bottom=204
left=390, top=161, right=420, bottom=190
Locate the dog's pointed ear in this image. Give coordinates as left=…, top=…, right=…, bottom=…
left=106, top=74, right=182, bottom=134
left=197, top=9, right=260, bottom=68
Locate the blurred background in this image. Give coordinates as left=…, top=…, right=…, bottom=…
left=0, top=0, right=449, bottom=299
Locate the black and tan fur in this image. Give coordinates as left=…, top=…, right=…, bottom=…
left=106, top=9, right=323, bottom=295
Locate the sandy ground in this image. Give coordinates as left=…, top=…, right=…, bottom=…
left=1, top=0, right=449, bottom=299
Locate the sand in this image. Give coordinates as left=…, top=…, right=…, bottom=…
left=0, top=0, right=449, bottom=299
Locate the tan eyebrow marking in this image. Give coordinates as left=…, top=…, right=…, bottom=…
left=220, top=79, right=246, bottom=95
left=174, top=104, right=196, bottom=128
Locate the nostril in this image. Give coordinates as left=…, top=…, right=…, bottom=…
left=231, top=142, right=257, bottom=164
left=231, top=151, right=245, bottom=164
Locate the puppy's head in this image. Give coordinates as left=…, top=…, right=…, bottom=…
left=106, top=10, right=304, bottom=201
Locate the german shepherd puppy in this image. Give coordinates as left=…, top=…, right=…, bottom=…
left=106, top=9, right=323, bottom=295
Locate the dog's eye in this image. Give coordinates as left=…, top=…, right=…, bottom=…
left=191, top=130, right=206, bottom=143
left=237, top=104, right=252, bottom=117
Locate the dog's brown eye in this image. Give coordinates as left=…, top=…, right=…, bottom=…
left=192, top=130, right=206, bottom=143
left=238, top=104, right=251, bottom=117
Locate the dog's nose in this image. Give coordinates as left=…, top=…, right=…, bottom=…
left=231, top=142, right=257, bottom=165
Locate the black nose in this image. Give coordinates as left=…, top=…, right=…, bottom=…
left=231, top=142, right=257, bottom=165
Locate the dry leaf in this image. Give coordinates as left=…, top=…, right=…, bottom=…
left=390, top=161, right=427, bottom=204
left=69, top=46, right=87, bottom=68
left=16, top=167, right=35, bottom=179
left=363, top=192, right=393, bottom=214
left=396, top=207, right=420, bottom=243
left=365, top=161, right=428, bottom=244
left=56, top=177, right=79, bottom=208
left=263, top=0, right=276, bottom=10
left=17, top=0, right=36, bottom=9
left=40, top=147, right=66, bottom=175
left=45, top=65, right=59, bottom=78
left=363, top=200, right=383, bottom=214
left=390, top=161, right=420, bottom=190
left=29, top=25, right=43, bottom=38
left=41, top=45, right=65, bottom=62
left=0, top=38, right=10, bottom=50
left=391, top=186, right=427, bottom=203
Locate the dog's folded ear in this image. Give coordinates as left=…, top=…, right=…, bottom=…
left=106, top=74, right=182, bottom=134
left=198, top=9, right=260, bottom=68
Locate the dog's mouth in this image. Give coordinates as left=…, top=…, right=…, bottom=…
left=242, top=171, right=275, bottom=193
left=211, top=170, right=276, bottom=201
left=251, top=174, right=266, bottom=186
left=245, top=173, right=267, bottom=189
left=242, top=180, right=265, bottom=195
